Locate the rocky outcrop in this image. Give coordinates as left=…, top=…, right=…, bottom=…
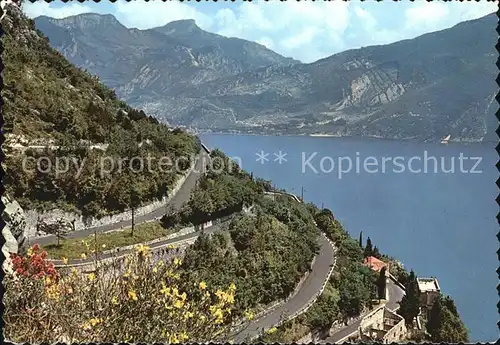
left=2, top=195, right=28, bottom=256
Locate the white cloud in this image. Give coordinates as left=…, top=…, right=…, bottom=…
left=404, top=2, right=451, bottom=30
left=23, top=0, right=497, bottom=64
left=212, top=1, right=351, bottom=62
left=256, top=36, right=275, bottom=50
left=23, top=1, right=94, bottom=19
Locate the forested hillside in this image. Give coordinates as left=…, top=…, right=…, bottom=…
left=3, top=5, right=199, bottom=216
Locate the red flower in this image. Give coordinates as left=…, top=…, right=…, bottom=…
left=32, top=244, right=40, bottom=251
left=15, top=267, right=24, bottom=275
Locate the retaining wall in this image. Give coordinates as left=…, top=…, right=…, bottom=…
left=25, top=156, right=199, bottom=239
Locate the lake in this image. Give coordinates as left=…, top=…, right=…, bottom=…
left=200, top=133, right=498, bottom=343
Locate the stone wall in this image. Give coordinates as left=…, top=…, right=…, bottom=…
left=359, top=306, right=385, bottom=332
left=24, top=158, right=198, bottom=239
left=382, top=308, right=406, bottom=343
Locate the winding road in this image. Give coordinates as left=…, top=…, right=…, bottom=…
left=31, top=145, right=402, bottom=343
left=35, top=151, right=210, bottom=247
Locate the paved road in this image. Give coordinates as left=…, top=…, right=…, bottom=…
left=321, top=278, right=405, bottom=344
left=232, top=233, right=335, bottom=342
left=50, top=218, right=228, bottom=266
left=34, top=152, right=210, bottom=246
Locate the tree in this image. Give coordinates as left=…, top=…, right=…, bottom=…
left=359, top=231, right=363, bottom=248
left=38, top=217, right=70, bottom=246
left=398, top=270, right=420, bottom=326
left=427, top=295, right=468, bottom=343
left=376, top=267, right=387, bottom=300
left=363, top=237, right=373, bottom=258
left=372, top=245, right=381, bottom=259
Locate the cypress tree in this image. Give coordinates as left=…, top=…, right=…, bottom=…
left=373, top=245, right=381, bottom=259
left=377, top=267, right=387, bottom=299
left=427, top=295, right=442, bottom=339
left=359, top=231, right=363, bottom=248
left=398, top=270, right=421, bottom=326
left=363, top=237, right=373, bottom=258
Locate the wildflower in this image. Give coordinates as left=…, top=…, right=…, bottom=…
left=89, top=318, right=103, bottom=327
left=266, top=327, right=277, bottom=334
left=88, top=273, right=96, bottom=281
left=184, top=311, right=194, bottom=319
left=174, top=299, right=184, bottom=309
left=179, top=331, right=189, bottom=341
left=229, top=282, right=236, bottom=291
left=112, top=296, right=118, bottom=305
left=136, top=244, right=149, bottom=257
left=244, top=310, right=255, bottom=321
left=168, top=333, right=179, bottom=344
left=128, top=289, right=138, bottom=301
left=45, top=284, right=60, bottom=301
left=62, top=257, right=68, bottom=265
left=152, top=266, right=158, bottom=273
left=199, top=281, right=207, bottom=290
left=160, top=283, right=171, bottom=296
left=80, top=253, right=87, bottom=259
left=173, top=257, right=181, bottom=266
left=32, top=244, right=40, bottom=251
left=27, top=247, right=34, bottom=257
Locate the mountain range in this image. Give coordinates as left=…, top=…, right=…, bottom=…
left=34, top=12, right=498, bottom=142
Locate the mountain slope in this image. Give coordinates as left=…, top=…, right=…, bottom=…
left=3, top=5, right=200, bottom=217
left=33, top=14, right=298, bottom=109
left=35, top=12, right=498, bottom=142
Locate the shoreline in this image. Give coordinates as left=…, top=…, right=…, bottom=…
left=195, top=131, right=492, bottom=146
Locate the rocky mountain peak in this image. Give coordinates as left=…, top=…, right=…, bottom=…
left=37, top=12, right=124, bottom=31
left=157, top=19, right=200, bottom=35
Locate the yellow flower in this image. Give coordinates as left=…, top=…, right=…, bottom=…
left=136, top=244, right=150, bottom=257
left=128, top=289, right=138, bottom=301
left=88, top=273, right=96, bottom=281
left=80, top=253, right=87, bottom=259
left=173, top=257, right=181, bottom=266
left=199, top=315, right=206, bottom=322
left=179, top=292, right=187, bottom=301
left=27, top=247, right=34, bottom=257
left=168, top=333, right=179, bottom=344
left=179, top=331, right=189, bottom=341
left=245, top=310, right=255, bottom=321
left=229, top=282, right=236, bottom=291
left=152, top=266, right=158, bottom=273
left=112, top=296, right=118, bottom=305
left=266, top=327, right=277, bottom=334
left=160, top=283, right=171, bottom=296
left=174, top=299, right=184, bottom=309
left=89, top=318, right=103, bottom=327
left=71, top=268, right=78, bottom=276
left=184, top=311, right=194, bottom=319
left=45, top=284, right=60, bottom=301
left=199, top=281, right=207, bottom=290
left=61, top=257, right=68, bottom=265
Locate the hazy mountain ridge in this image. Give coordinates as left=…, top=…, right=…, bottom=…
left=35, top=12, right=498, bottom=142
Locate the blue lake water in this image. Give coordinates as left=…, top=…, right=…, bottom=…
left=201, top=134, right=499, bottom=342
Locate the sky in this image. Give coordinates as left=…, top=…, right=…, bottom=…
left=24, top=0, right=497, bottom=63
